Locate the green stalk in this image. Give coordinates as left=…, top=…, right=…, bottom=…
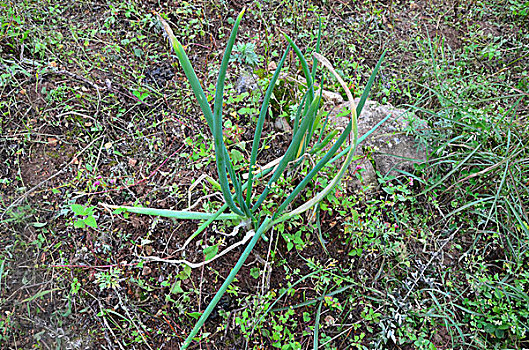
left=311, top=17, right=322, bottom=82
left=311, top=129, right=339, bottom=154
left=276, top=51, right=386, bottom=222
left=180, top=217, right=273, bottom=349
left=158, top=15, right=214, bottom=133
left=284, top=34, right=314, bottom=107
left=322, top=110, right=393, bottom=167
left=158, top=16, right=388, bottom=348
left=284, top=34, right=315, bottom=153
left=277, top=133, right=358, bottom=222
left=304, top=84, right=324, bottom=154
left=305, top=17, right=323, bottom=157
left=246, top=45, right=291, bottom=207
left=212, top=9, right=246, bottom=217
left=252, top=96, right=321, bottom=211
left=184, top=164, right=275, bottom=249
left=109, top=206, right=239, bottom=221
left=179, top=203, right=228, bottom=251
left=292, top=91, right=310, bottom=136
left=225, top=153, right=250, bottom=216
left=313, top=298, right=324, bottom=349
left=274, top=118, right=351, bottom=218
left=159, top=11, right=245, bottom=216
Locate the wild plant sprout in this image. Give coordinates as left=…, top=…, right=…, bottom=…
left=103, top=9, right=386, bottom=349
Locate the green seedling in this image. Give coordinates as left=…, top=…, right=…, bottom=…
left=71, top=204, right=97, bottom=229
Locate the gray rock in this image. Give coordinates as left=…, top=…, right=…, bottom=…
left=319, top=89, right=344, bottom=105
left=326, top=99, right=429, bottom=189
left=236, top=72, right=259, bottom=94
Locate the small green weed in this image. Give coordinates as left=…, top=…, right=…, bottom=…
left=71, top=204, right=98, bottom=229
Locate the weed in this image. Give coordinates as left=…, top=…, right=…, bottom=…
left=71, top=204, right=97, bottom=229
left=232, top=42, right=260, bottom=67
left=95, top=267, right=123, bottom=290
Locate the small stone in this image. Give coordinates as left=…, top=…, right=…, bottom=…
left=320, top=89, right=344, bottom=105
left=47, top=137, right=58, bottom=147
left=142, top=266, right=152, bottom=276
left=324, top=315, right=335, bottom=326
left=236, top=73, right=259, bottom=94
left=273, top=118, right=292, bottom=132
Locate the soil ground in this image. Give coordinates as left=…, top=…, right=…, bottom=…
left=1, top=0, right=528, bottom=349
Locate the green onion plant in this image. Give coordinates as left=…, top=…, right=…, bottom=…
left=112, top=10, right=387, bottom=349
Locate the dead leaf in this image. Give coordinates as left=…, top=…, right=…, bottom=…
left=47, top=137, right=58, bottom=147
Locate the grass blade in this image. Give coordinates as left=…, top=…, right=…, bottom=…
left=316, top=204, right=328, bottom=255
left=272, top=284, right=355, bottom=312
left=22, top=288, right=60, bottom=303
left=0, top=258, right=4, bottom=294
left=444, top=195, right=495, bottom=220
left=420, top=143, right=482, bottom=195
left=249, top=269, right=324, bottom=337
